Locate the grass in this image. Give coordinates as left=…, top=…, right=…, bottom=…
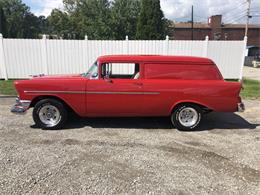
left=0, top=78, right=260, bottom=99
left=0, top=80, right=17, bottom=95
left=240, top=79, right=260, bottom=99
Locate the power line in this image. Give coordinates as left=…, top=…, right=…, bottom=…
left=222, top=1, right=247, bottom=17
left=224, top=12, right=247, bottom=23
left=224, top=11, right=247, bottom=22
left=225, top=15, right=247, bottom=24
left=222, top=0, right=248, bottom=23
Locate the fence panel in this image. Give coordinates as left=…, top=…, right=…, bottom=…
left=46, top=40, right=83, bottom=74
left=168, top=40, right=205, bottom=56
left=0, top=37, right=246, bottom=79
left=128, top=40, right=166, bottom=55
left=3, top=39, right=45, bottom=78
left=87, top=40, right=127, bottom=65
left=207, top=41, right=245, bottom=79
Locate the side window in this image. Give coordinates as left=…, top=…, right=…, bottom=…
left=101, top=63, right=140, bottom=79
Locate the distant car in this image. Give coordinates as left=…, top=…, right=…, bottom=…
left=11, top=55, right=244, bottom=130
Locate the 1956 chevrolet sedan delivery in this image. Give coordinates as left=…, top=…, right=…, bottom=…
left=11, top=55, right=244, bottom=130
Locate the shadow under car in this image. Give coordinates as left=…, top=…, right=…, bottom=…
left=32, top=112, right=259, bottom=131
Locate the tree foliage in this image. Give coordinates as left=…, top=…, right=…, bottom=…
left=0, top=3, right=7, bottom=36
left=64, top=0, right=112, bottom=39
left=0, top=0, right=46, bottom=38
left=47, top=9, right=74, bottom=39
left=110, top=0, right=140, bottom=39
left=0, top=0, right=169, bottom=39
left=136, top=0, right=167, bottom=40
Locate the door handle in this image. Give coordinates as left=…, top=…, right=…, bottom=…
left=105, top=78, right=113, bottom=83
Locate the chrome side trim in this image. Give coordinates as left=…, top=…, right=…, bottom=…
left=24, top=90, right=85, bottom=94
left=24, top=90, right=160, bottom=95
left=86, top=91, right=160, bottom=95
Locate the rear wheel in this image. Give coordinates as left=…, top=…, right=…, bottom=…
left=33, top=99, right=67, bottom=130
left=171, top=104, right=202, bottom=131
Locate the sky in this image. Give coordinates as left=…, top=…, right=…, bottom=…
left=23, top=0, right=260, bottom=24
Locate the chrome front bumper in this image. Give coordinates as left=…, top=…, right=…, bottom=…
left=11, top=97, right=31, bottom=115
left=238, top=102, right=245, bottom=112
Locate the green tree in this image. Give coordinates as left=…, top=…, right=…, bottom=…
left=47, top=9, right=75, bottom=39
left=136, top=0, right=166, bottom=40
left=0, top=0, right=41, bottom=38
left=110, top=0, right=140, bottom=40
left=21, top=12, right=42, bottom=38
left=37, top=16, right=48, bottom=35
left=64, top=0, right=112, bottom=39
left=0, top=2, right=7, bottom=36
left=63, top=0, right=79, bottom=13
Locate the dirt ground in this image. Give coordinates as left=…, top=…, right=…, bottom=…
left=0, top=97, right=260, bottom=194
left=243, top=66, right=260, bottom=81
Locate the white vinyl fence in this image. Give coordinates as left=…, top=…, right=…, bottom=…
left=0, top=34, right=247, bottom=80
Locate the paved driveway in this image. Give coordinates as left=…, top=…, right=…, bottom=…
left=0, top=98, right=260, bottom=194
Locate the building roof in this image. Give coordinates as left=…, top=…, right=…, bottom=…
left=173, top=23, right=210, bottom=29
left=223, top=24, right=260, bottom=29
left=97, top=55, right=213, bottom=64
left=173, top=22, right=260, bottom=29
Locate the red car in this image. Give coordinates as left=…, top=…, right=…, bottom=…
left=11, top=55, right=244, bottom=130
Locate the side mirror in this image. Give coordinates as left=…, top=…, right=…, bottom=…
left=91, top=73, right=98, bottom=78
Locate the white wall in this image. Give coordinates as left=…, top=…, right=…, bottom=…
left=0, top=35, right=247, bottom=80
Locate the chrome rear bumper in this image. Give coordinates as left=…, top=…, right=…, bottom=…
left=238, top=102, right=245, bottom=112
left=11, top=97, right=31, bottom=115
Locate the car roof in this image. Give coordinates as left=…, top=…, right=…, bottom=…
left=97, top=55, right=214, bottom=65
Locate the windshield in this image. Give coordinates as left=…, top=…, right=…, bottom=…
left=82, top=61, right=98, bottom=79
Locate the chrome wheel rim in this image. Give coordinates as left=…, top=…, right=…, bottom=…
left=178, top=107, right=198, bottom=127
left=39, top=105, right=61, bottom=127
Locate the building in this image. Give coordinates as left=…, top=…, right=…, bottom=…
left=170, top=15, right=260, bottom=57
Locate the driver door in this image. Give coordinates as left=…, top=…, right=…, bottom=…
left=86, top=62, right=144, bottom=116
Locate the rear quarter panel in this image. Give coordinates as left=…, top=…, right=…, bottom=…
left=142, top=79, right=241, bottom=116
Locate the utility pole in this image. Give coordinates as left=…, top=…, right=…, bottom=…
left=245, top=0, right=251, bottom=37
left=191, top=5, right=194, bottom=40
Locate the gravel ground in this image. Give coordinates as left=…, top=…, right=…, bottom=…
left=0, top=98, right=260, bottom=194
left=243, top=66, right=260, bottom=81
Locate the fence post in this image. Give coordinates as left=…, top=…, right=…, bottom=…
left=165, top=35, right=169, bottom=55
left=0, top=34, right=8, bottom=80
left=41, top=34, right=49, bottom=75
left=239, top=36, right=248, bottom=80
left=85, top=35, right=89, bottom=69
left=125, top=35, right=129, bottom=54
left=203, top=36, right=209, bottom=57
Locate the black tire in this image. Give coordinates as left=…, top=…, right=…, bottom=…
left=33, top=99, right=68, bottom=130
left=171, top=104, right=202, bottom=131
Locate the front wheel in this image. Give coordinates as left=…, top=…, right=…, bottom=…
left=33, top=99, right=68, bottom=130
left=171, top=104, right=202, bottom=131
